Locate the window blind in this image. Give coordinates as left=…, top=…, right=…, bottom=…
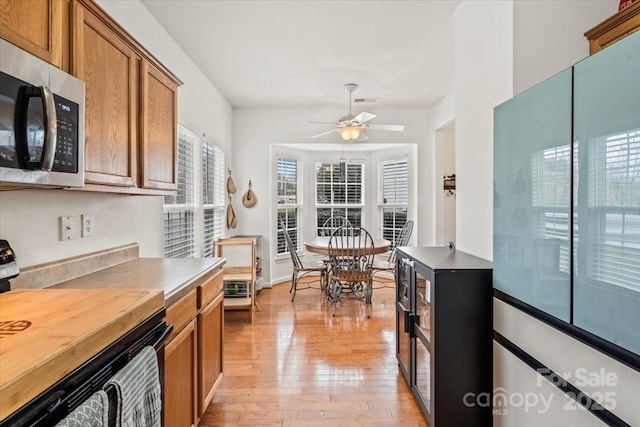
left=315, top=162, right=364, bottom=236
left=164, top=126, right=196, bottom=257
left=164, top=126, right=226, bottom=258
left=203, top=138, right=225, bottom=257
left=378, top=159, right=408, bottom=243
left=277, top=158, right=302, bottom=255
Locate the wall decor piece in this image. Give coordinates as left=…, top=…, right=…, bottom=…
left=242, top=180, right=257, bottom=208
left=226, top=203, right=237, bottom=229
left=227, top=168, right=237, bottom=194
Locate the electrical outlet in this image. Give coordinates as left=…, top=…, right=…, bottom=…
left=82, top=214, right=95, bottom=237
left=60, top=216, right=75, bottom=240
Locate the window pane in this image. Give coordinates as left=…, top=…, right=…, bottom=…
left=277, top=157, right=302, bottom=255
left=317, top=184, right=331, bottom=204
left=164, top=210, right=195, bottom=258
left=277, top=158, right=297, bottom=204
left=165, top=128, right=195, bottom=206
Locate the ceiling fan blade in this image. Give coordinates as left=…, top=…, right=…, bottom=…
left=356, top=132, right=369, bottom=142
left=366, top=123, right=405, bottom=132
left=307, top=121, right=339, bottom=126
left=352, top=112, right=376, bottom=124
left=310, top=129, right=338, bottom=139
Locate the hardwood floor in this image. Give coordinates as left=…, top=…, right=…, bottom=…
left=199, top=276, right=427, bottom=426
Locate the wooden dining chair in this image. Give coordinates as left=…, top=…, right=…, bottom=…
left=321, top=216, right=352, bottom=237
left=372, top=220, right=414, bottom=286
left=327, top=225, right=375, bottom=317
left=279, top=220, right=328, bottom=302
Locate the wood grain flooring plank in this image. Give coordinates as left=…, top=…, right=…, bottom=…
left=200, top=278, right=428, bottom=426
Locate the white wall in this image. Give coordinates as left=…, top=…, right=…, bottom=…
left=454, top=0, right=514, bottom=260
left=435, top=123, right=456, bottom=246
left=421, top=92, right=455, bottom=246
left=0, top=190, right=163, bottom=267
left=0, top=0, right=233, bottom=271
left=513, top=0, right=617, bottom=95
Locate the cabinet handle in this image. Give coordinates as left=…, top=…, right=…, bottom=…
left=408, top=313, right=416, bottom=338
left=403, top=309, right=411, bottom=333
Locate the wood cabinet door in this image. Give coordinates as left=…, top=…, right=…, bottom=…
left=197, top=292, right=224, bottom=417
left=0, top=0, right=65, bottom=68
left=140, top=60, right=178, bottom=191
left=165, top=318, right=198, bottom=427
left=71, top=0, right=138, bottom=187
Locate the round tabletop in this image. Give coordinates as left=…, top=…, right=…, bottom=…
left=304, top=236, right=391, bottom=256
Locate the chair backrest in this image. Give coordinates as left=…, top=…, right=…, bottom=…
left=388, top=220, right=414, bottom=263
left=328, top=226, right=374, bottom=282
left=279, top=220, right=303, bottom=269
left=321, top=216, right=352, bottom=237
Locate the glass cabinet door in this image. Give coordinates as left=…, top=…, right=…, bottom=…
left=413, top=264, right=432, bottom=416
left=573, top=32, right=640, bottom=355
left=493, top=68, right=573, bottom=321
left=395, top=256, right=411, bottom=382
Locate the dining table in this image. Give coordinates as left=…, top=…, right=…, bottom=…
left=304, top=236, right=391, bottom=256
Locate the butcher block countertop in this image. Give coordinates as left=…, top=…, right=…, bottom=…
left=52, top=257, right=225, bottom=307
left=0, top=288, right=164, bottom=421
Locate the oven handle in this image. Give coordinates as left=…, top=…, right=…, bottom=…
left=151, top=324, right=173, bottom=350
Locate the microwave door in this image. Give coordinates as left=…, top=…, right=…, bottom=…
left=14, top=85, right=57, bottom=171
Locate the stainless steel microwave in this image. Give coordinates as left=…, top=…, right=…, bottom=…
left=0, top=39, right=85, bottom=188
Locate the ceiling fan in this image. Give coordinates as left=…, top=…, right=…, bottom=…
left=308, top=83, right=405, bottom=141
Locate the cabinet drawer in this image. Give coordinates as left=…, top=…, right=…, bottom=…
left=198, top=269, right=223, bottom=309
left=166, top=289, right=197, bottom=340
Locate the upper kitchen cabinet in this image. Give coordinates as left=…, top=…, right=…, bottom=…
left=0, top=0, right=68, bottom=70
left=140, top=60, right=178, bottom=191
left=71, top=0, right=139, bottom=187
left=70, top=0, right=181, bottom=193
left=494, top=68, right=573, bottom=322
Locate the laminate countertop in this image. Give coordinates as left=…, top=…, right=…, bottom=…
left=51, top=257, right=226, bottom=307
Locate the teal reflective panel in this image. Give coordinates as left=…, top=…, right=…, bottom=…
left=573, top=32, right=640, bottom=355
left=493, top=68, right=572, bottom=321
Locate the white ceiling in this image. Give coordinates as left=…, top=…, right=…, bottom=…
left=141, top=0, right=461, bottom=109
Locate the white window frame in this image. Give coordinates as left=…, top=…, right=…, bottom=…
left=315, top=162, right=365, bottom=236
left=276, top=158, right=302, bottom=258
left=164, top=125, right=225, bottom=258
left=378, top=159, right=408, bottom=243
left=202, top=137, right=226, bottom=257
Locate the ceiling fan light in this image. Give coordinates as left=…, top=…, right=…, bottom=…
left=338, top=126, right=362, bottom=141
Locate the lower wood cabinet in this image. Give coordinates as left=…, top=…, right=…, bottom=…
left=165, top=318, right=198, bottom=427
left=164, top=268, right=224, bottom=427
left=197, top=292, right=224, bottom=417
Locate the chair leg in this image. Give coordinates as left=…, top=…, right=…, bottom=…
left=291, top=271, right=298, bottom=302
left=366, top=280, right=373, bottom=319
